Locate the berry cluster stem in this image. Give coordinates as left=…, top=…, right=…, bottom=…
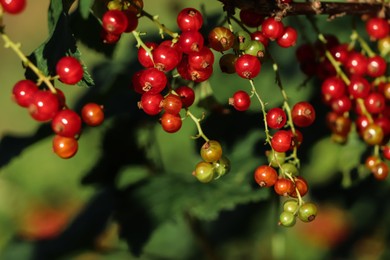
left=249, top=79, right=272, bottom=144
left=0, top=31, right=57, bottom=93
left=186, top=110, right=210, bottom=143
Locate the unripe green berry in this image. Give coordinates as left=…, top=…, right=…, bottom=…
left=213, top=156, right=231, bottom=179
left=298, top=202, right=318, bottom=222
left=193, top=161, right=215, bottom=183
left=279, top=211, right=296, bottom=227
left=279, top=162, right=299, bottom=176
left=233, top=30, right=251, bottom=51
left=283, top=199, right=299, bottom=213
left=267, top=150, right=286, bottom=168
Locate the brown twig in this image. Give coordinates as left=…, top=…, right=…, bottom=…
left=218, top=0, right=390, bottom=18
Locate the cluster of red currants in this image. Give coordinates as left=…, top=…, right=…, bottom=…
left=101, top=0, right=142, bottom=44
left=193, top=140, right=231, bottom=183
left=296, top=14, right=389, bottom=180
left=11, top=56, right=105, bottom=159
left=132, top=6, right=211, bottom=134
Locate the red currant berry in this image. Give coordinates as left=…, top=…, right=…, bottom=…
left=178, top=30, right=204, bottom=54
left=12, top=79, right=38, bottom=107
left=153, top=44, right=181, bottom=72
left=274, top=178, right=295, bottom=196
left=261, top=17, right=284, bottom=40
left=371, top=161, right=388, bottom=181
left=366, top=55, right=387, bottom=78
left=81, top=103, right=105, bottom=126
left=52, top=135, right=78, bottom=159
left=321, top=76, right=346, bottom=103
left=200, top=140, right=223, bottom=163
left=160, top=112, right=182, bottom=133
left=29, top=90, right=60, bottom=122
left=276, top=26, right=298, bottom=48
left=289, top=176, right=309, bottom=198
left=138, top=92, right=163, bottom=116
left=251, top=30, right=269, bottom=48
left=175, top=86, right=195, bottom=108
left=345, top=52, right=368, bottom=76
left=188, top=47, right=214, bottom=70
left=208, top=26, right=235, bottom=52
left=138, top=68, right=167, bottom=94
left=123, top=9, right=138, bottom=32
left=0, top=0, right=26, bottom=14
left=382, top=146, right=390, bottom=161
left=362, top=123, right=384, bottom=145
left=100, top=30, right=121, bottom=44
left=365, top=155, right=380, bottom=170
left=51, top=109, right=82, bottom=138
left=364, top=92, right=386, bottom=114
left=219, top=53, right=237, bottom=74
left=239, top=9, right=264, bottom=28
left=366, top=17, right=390, bottom=40
left=56, top=56, right=84, bottom=85
left=137, top=42, right=157, bottom=68
left=271, top=130, right=292, bottom=153
left=254, top=165, right=278, bottom=187
left=330, top=44, right=350, bottom=64
left=331, top=95, right=352, bottom=114
left=102, top=10, right=128, bottom=35
left=228, top=90, right=251, bottom=111
left=188, top=65, right=213, bottom=83
left=234, top=54, right=261, bottom=79
left=291, top=101, right=316, bottom=127
left=163, top=93, right=183, bottom=114
left=266, top=107, right=287, bottom=129
left=348, top=76, right=371, bottom=99
left=177, top=8, right=203, bottom=31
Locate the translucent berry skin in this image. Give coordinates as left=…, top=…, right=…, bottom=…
left=279, top=211, right=296, bottom=227
left=254, top=165, right=278, bottom=187
left=81, top=103, right=105, bottom=126
left=0, top=0, right=26, bottom=14
left=56, top=56, right=84, bottom=85
left=276, top=26, right=298, bottom=48
left=229, top=90, right=251, bottom=111
left=372, top=162, right=389, bottom=181
left=188, top=47, right=214, bottom=70
left=163, top=94, right=183, bottom=114
left=200, top=140, right=223, bottom=163
left=12, top=79, right=38, bottom=107
left=175, top=86, right=195, bottom=108
left=321, top=76, right=346, bottom=103
left=29, top=90, right=60, bottom=122
left=366, top=17, right=390, bottom=40
left=345, top=52, right=368, bottom=76
left=208, top=26, right=235, bottom=52
left=261, top=17, right=284, bottom=40
left=52, top=135, right=78, bottom=159
left=160, top=113, right=182, bottom=133
left=102, top=10, right=128, bottom=35
left=193, top=161, right=215, bottom=183
left=153, top=44, right=181, bottom=72
left=271, top=130, right=292, bottom=153
left=138, top=92, right=163, bottom=116
left=274, top=178, right=295, bottom=196
left=366, top=55, right=387, bottom=78
left=266, top=107, right=287, bottom=129
left=51, top=109, right=82, bottom=138
left=291, top=101, right=316, bottom=127
left=178, top=31, right=204, bottom=54
left=298, top=202, right=317, bottom=222
left=137, top=42, right=157, bottom=68
left=235, top=54, right=261, bottom=79
left=177, top=8, right=203, bottom=31
left=138, top=68, right=167, bottom=94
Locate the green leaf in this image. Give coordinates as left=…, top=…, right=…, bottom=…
left=79, top=0, right=95, bottom=19
left=26, top=1, right=94, bottom=87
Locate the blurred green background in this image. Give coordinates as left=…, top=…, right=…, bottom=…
left=0, top=1, right=389, bottom=259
